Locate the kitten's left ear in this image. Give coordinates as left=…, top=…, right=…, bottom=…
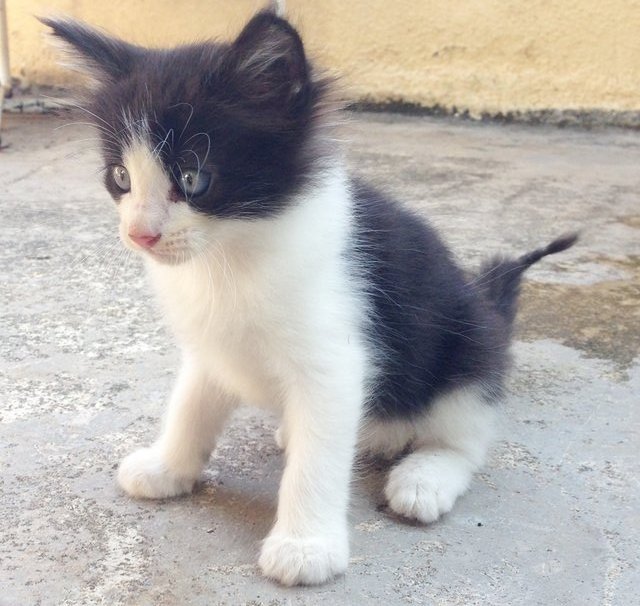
left=226, top=10, right=311, bottom=117
left=39, top=17, right=139, bottom=85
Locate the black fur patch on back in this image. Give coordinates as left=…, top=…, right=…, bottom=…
left=353, top=182, right=576, bottom=419
left=353, top=180, right=513, bottom=418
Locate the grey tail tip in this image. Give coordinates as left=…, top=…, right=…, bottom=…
left=477, top=231, right=579, bottom=326
left=518, top=231, right=579, bottom=268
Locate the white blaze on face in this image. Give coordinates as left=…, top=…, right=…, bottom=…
left=114, top=133, right=212, bottom=265
left=117, top=136, right=174, bottom=248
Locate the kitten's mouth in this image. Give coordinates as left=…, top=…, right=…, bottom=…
left=123, top=228, right=196, bottom=265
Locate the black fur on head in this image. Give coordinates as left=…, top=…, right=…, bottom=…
left=40, top=10, right=334, bottom=218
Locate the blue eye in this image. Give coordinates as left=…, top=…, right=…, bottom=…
left=178, top=168, right=211, bottom=197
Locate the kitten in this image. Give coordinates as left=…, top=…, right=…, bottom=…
left=43, top=10, right=576, bottom=586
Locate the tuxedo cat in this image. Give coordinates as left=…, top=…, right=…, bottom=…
left=43, top=10, right=576, bottom=586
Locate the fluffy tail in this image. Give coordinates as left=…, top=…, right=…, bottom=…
left=476, top=233, right=578, bottom=326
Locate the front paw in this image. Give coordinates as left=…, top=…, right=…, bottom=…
left=259, top=531, right=348, bottom=586
left=117, top=447, right=196, bottom=499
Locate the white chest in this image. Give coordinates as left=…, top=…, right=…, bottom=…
left=153, top=261, right=286, bottom=406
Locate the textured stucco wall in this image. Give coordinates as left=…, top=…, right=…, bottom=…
left=5, top=0, right=640, bottom=114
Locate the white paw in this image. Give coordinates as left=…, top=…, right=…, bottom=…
left=117, top=447, right=196, bottom=499
left=384, top=451, right=473, bottom=524
left=259, top=531, right=348, bottom=586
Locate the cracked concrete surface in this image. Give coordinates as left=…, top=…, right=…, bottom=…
left=1, top=112, right=638, bottom=605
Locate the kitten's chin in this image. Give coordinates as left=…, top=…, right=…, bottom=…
left=144, top=248, right=196, bottom=266
left=124, top=244, right=196, bottom=266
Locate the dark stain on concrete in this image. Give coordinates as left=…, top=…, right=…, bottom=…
left=618, top=215, right=640, bottom=229
left=518, top=256, right=640, bottom=369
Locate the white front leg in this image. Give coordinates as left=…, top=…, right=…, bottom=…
left=259, top=371, right=364, bottom=586
left=118, top=357, right=236, bottom=499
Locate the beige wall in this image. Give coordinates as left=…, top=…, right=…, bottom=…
left=6, top=0, right=640, bottom=115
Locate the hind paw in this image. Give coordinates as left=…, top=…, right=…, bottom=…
left=385, top=450, right=473, bottom=523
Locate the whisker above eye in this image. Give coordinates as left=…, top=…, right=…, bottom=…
left=153, top=128, right=175, bottom=160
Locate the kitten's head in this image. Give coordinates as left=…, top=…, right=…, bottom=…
left=42, top=10, right=332, bottom=264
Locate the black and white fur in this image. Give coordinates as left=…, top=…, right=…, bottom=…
left=43, top=10, right=577, bottom=586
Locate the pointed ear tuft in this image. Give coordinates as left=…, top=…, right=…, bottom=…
left=228, top=11, right=311, bottom=117
left=39, top=17, right=138, bottom=83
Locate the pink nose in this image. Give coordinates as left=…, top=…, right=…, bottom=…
left=129, top=232, right=161, bottom=249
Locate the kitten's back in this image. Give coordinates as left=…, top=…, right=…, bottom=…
left=351, top=180, right=577, bottom=419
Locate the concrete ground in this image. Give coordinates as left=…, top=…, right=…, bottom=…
left=1, top=111, right=638, bottom=606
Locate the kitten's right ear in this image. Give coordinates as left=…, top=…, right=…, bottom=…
left=39, top=17, right=138, bottom=84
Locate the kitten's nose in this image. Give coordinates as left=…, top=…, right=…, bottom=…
left=129, top=232, right=161, bottom=249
